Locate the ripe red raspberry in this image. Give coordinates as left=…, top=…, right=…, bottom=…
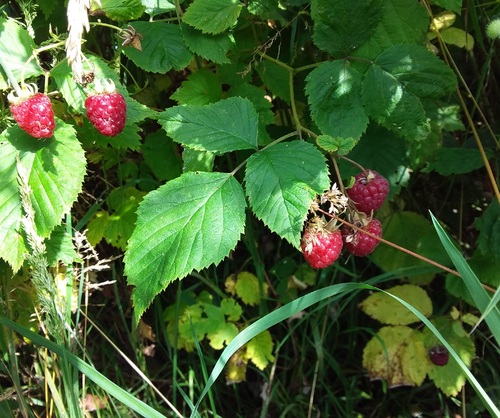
left=8, top=90, right=55, bottom=139
left=428, top=345, right=449, bottom=366
left=85, top=79, right=126, bottom=137
left=347, top=170, right=389, bottom=214
left=301, top=220, right=343, bottom=269
left=342, top=218, right=382, bottom=257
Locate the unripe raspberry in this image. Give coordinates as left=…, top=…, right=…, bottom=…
left=486, top=19, right=500, bottom=40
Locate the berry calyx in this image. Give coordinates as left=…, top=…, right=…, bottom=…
left=85, top=79, right=126, bottom=137
left=342, top=217, right=382, bottom=257
left=8, top=85, right=55, bottom=139
left=428, top=345, right=449, bottom=366
left=301, top=218, right=343, bottom=269
left=347, top=170, right=389, bottom=214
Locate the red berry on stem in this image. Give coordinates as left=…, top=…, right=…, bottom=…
left=9, top=90, right=55, bottom=139
left=347, top=170, right=389, bottom=214
left=428, top=345, right=449, bottom=366
left=301, top=220, right=343, bottom=269
left=342, top=218, right=382, bottom=257
left=85, top=79, right=126, bottom=137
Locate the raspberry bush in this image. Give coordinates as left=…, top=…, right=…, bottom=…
left=0, top=0, right=499, bottom=417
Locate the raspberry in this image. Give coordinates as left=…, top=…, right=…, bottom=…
left=428, top=345, right=449, bottom=366
left=301, top=220, right=343, bottom=269
left=8, top=90, right=55, bottom=139
left=85, top=79, right=126, bottom=137
left=342, top=218, right=382, bottom=257
left=347, top=170, right=389, bottom=214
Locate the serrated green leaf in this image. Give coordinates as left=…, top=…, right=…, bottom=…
left=87, top=211, right=109, bottom=248
left=0, top=120, right=85, bottom=270
left=142, top=0, right=175, bottom=16
left=46, top=226, right=77, bottom=266
left=423, top=317, right=475, bottom=397
left=124, top=172, right=246, bottom=323
left=354, top=0, right=429, bottom=59
left=183, top=0, right=242, bottom=35
left=121, top=22, right=193, bottom=73
left=316, top=135, right=357, bottom=155
left=362, top=64, right=430, bottom=141
left=0, top=18, right=43, bottom=84
left=170, top=70, right=222, bottom=105
left=374, top=44, right=457, bottom=98
left=372, top=211, right=453, bottom=282
left=245, top=330, right=274, bottom=370
left=311, top=0, right=383, bottom=56
left=363, top=325, right=428, bottom=387
left=181, top=24, right=232, bottom=64
left=360, top=285, right=433, bottom=325
left=182, top=148, right=215, bottom=172
left=244, top=141, right=330, bottom=248
left=159, top=97, right=259, bottom=153
left=97, top=0, right=145, bottom=21
left=474, top=201, right=500, bottom=262
left=425, top=147, right=490, bottom=176
left=142, top=130, right=182, bottom=181
left=306, top=61, right=369, bottom=140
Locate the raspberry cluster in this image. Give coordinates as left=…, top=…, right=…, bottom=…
left=301, top=170, right=389, bottom=269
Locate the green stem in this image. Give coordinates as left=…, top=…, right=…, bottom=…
left=0, top=53, right=22, bottom=96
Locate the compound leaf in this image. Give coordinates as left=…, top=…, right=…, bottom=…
left=245, top=141, right=329, bottom=248
left=124, top=172, right=246, bottom=323
left=98, top=0, right=145, bottom=21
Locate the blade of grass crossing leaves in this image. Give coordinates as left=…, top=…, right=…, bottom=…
left=470, top=287, right=500, bottom=334
left=430, top=212, right=500, bottom=347
left=191, top=281, right=499, bottom=418
left=0, top=317, right=167, bottom=418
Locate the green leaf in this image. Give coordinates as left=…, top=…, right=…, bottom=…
left=121, top=22, right=193, bottom=73
left=244, top=141, right=330, bottom=248
left=363, top=326, right=428, bottom=387
left=360, top=285, right=433, bottom=325
left=424, top=147, right=490, bottom=175
left=311, top=0, right=383, bottom=56
left=182, top=148, right=215, bottom=172
left=362, top=63, right=430, bottom=141
left=0, top=18, right=43, bottom=85
left=183, top=0, right=243, bottom=35
left=423, top=317, right=475, bottom=397
left=98, top=0, right=145, bottom=21
left=246, top=330, right=274, bottom=370
left=255, top=59, right=291, bottom=102
left=372, top=211, right=452, bottom=283
left=124, top=172, right=247, bottom=322
left=170, top=69, right=222, bottom=105
left=45, top=226, right=78, bottom=266
left=142, top=0, right=175, bottom=16
left=142, top=130, right=182, bottom=181
left=87, top=211, right=109, bottom=248
left=227, top=83, right=274, bottom=126
left=474, top=201, right=500, bottom=262
left=430, top=0, right=462, bottom=14
left=181, top=24, right=233, bottom=64
left=354, top=0, right=429, bottom=59
left=374, top=44, right=457, bottom=98
left=440, top=27, right=474, bottom=50
left=306, top=61, right=369, bottom=140
left=159, top=97, right=259, bottom=153
left=316, top=135, right=357, bottom=155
